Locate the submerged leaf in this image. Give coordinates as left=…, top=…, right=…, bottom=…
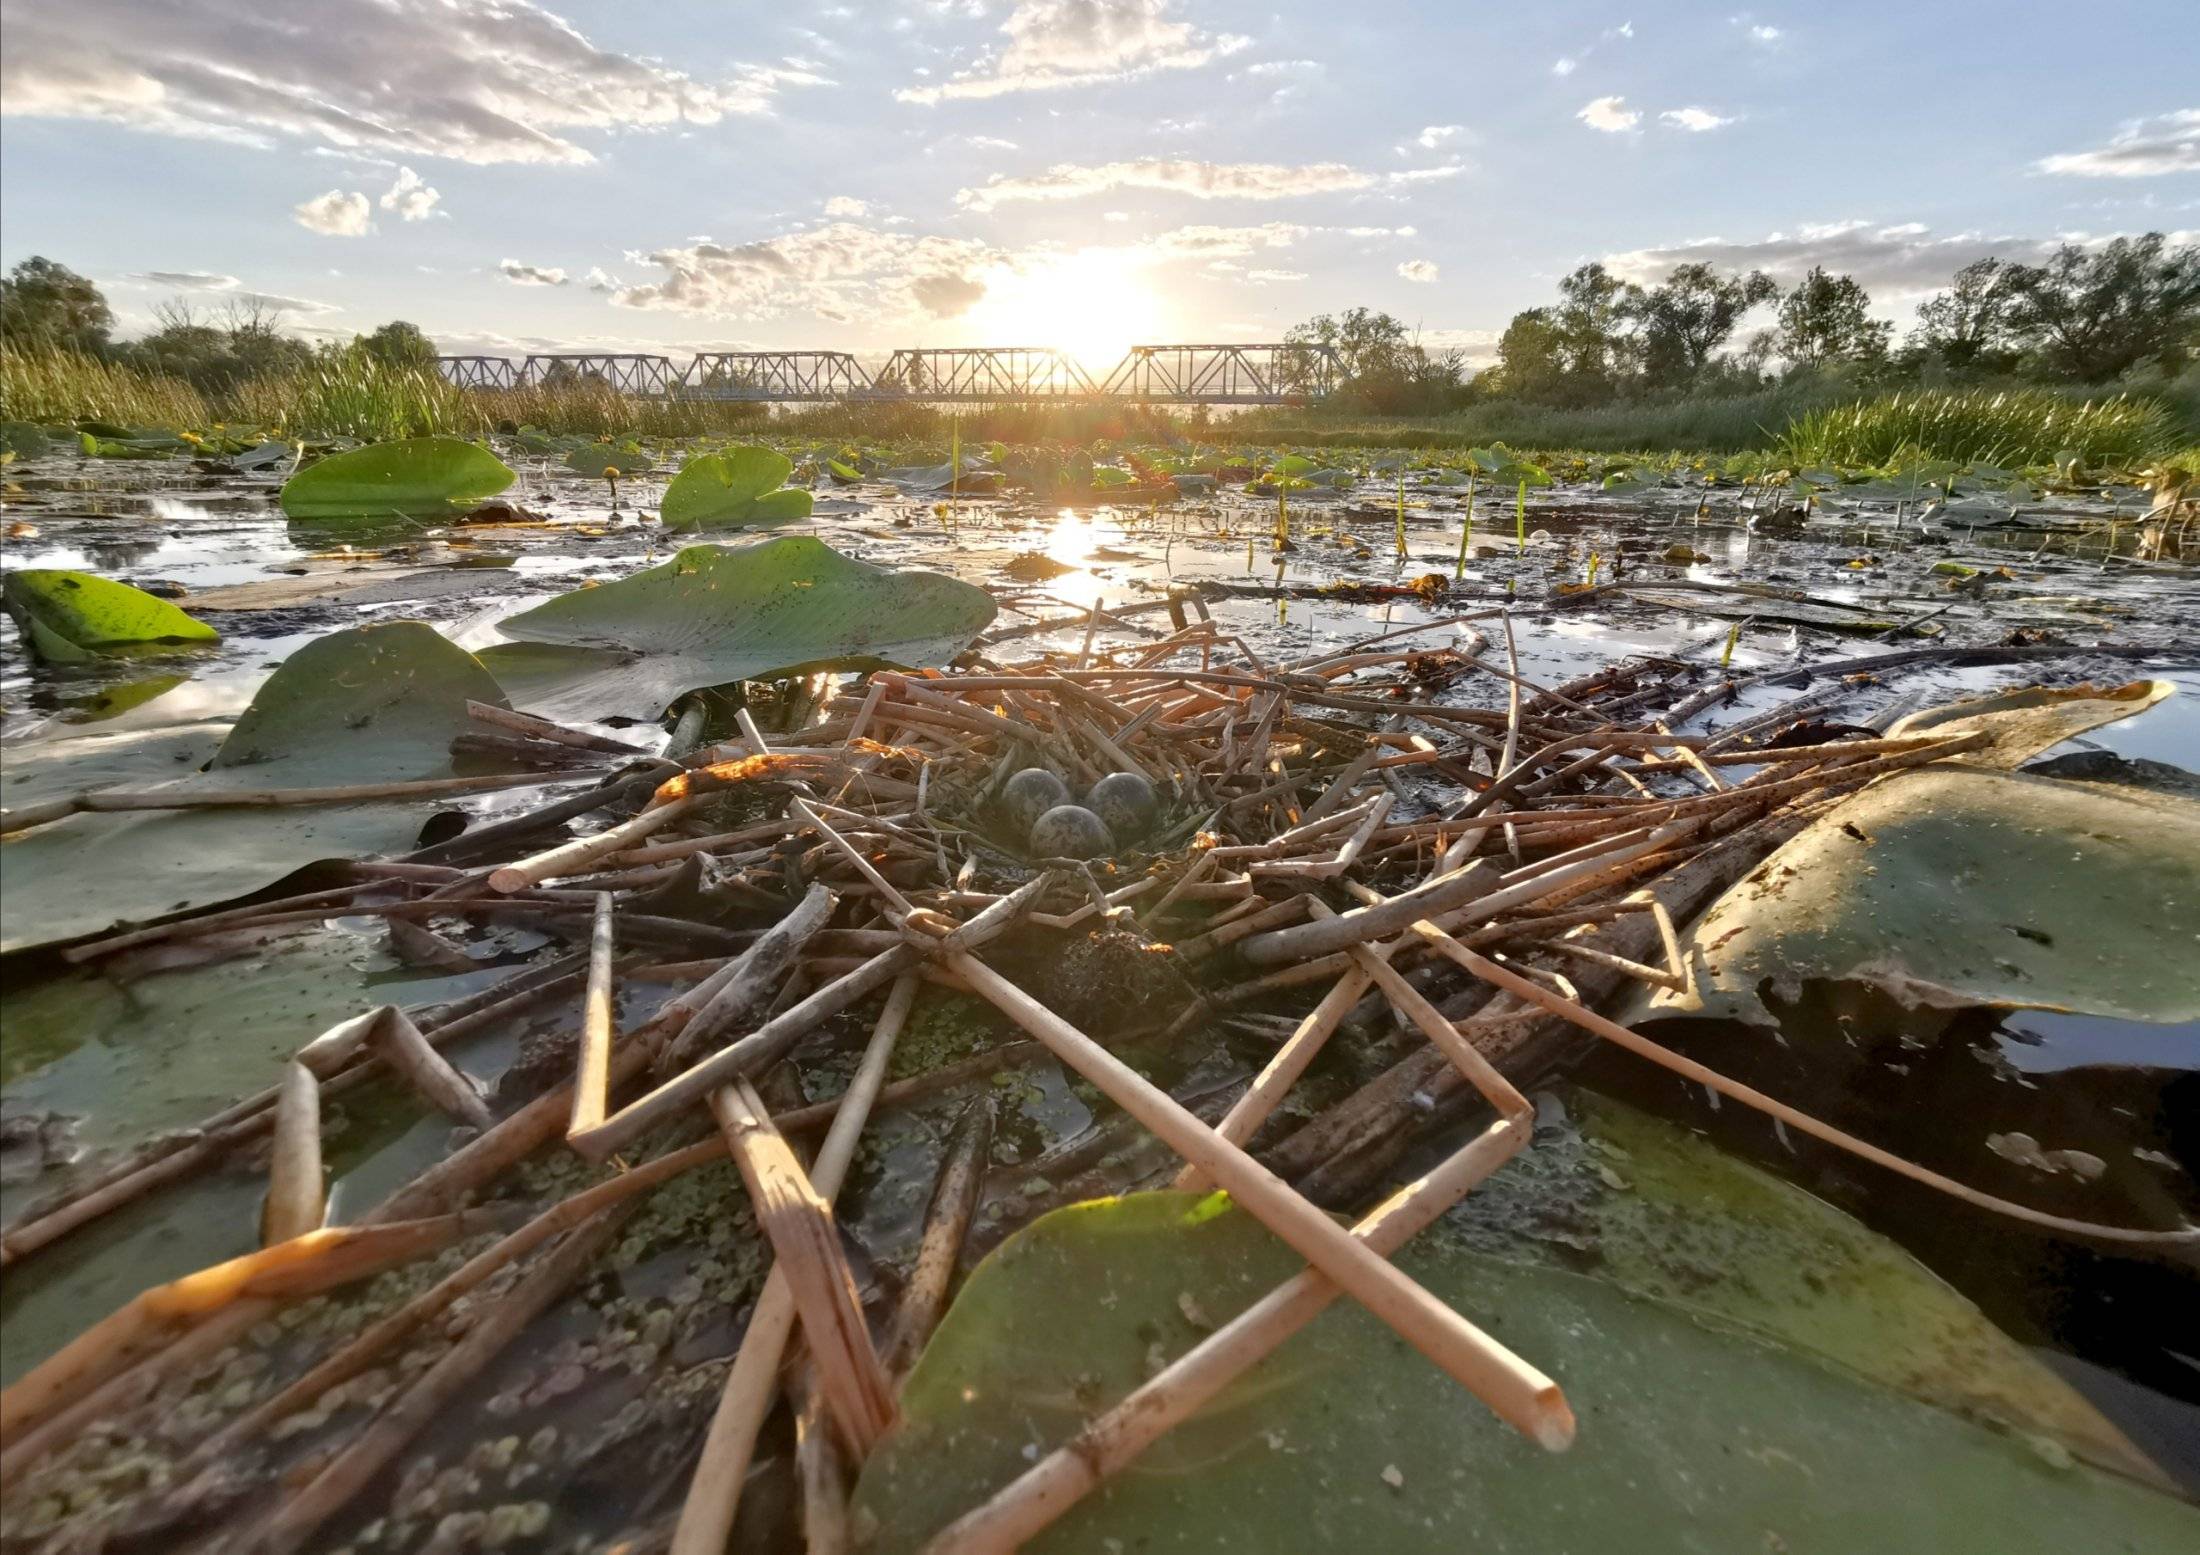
left=479, top=536, right=997, bottom=720
left=660, top=445, right=814, bottom=530
left=2, top=570, right=218, bottom=663
left=278, top=437, right=515, bottom=519
left=0, top=621, right=512, bottom=952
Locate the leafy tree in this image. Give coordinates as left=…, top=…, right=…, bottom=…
left=1492, top=308, right=1570, bottom=403
left=1997, top=234, right=2200, bottom=381
left=123, top=298, right=313, bottom=392
left=1281, top=307, right=1465, bottom=413
left=1907, top=258, right=2019, bottom=374
left=1488, top=265, right=1643, bottom=405
left=357, top=320, right=436, bottom=367
left=1775, top=268, right=1892, bottom=367
left=1629, top=263, right=1779, bottom=388
left=0, top=256, right=115, bottom=354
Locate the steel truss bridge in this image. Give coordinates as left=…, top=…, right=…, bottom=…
left=432, top=343, right=1340, bottom=405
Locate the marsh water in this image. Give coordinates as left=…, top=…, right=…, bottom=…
left=2, top=442, right=2196, bottom=1522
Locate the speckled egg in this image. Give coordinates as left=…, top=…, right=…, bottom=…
left=1029, top=804, right=1114, bottom=860
left=998, top=767, right=1072, bottom=837
left=1086, top=771, right=1159, bottom=841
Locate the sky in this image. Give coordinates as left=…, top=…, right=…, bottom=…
left=2, top=0, right=2196, bottom=374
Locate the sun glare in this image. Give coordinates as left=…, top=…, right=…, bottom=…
left=962, top=250, right=1167, bottom=374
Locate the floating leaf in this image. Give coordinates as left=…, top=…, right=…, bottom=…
left=2, top=570, right=218, bottom=663
left=855, top=1175, right=2194, bottom=1553
left=564, top=441, right=654, bottom=478
left=478, top=536, right=997, bottom=721
left=0, top=621, right=512, bottom=952
left=0, top=422, right=52, bottom=458
left=660, top=445, right=814, bottom=531
left=278, top=437, right=515, bottom=519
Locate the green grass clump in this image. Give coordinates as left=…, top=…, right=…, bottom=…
left=1780, top=388, right=2177, bottom=468
left=0, top=348, right=212, bottom=429
left=233, top=349, right=483, bottom=442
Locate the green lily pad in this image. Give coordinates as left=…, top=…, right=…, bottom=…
left=0, top=621, right=512, bottom=952
left=2, top=570, right=218, bottom=663
left=0, top=422, right=52, bottom=458
left=1636, top=763, right=2200, bottom=1028
left=75, top=433, right=174, bottom=460
left=660, top=445, right=814, bottom=531
left=278, top=437, right=515, bottom=519
left=563, top=442, right=655, bottom=478
left=855, top=1180, right=2196, bottom=1553
left=478, top=536, right=997, bottom=721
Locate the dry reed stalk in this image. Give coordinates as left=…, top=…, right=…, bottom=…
left=367, top=1005, right=492, bottom=1128
left=885, top=1095, right=994, bottom=1379
left=58, top=882, right=380, bottom=964
left=1, top=771, right=553, bottom=835
left=710, top=1083, right=897, bottom=1455
left=658, top=883, right=836, bottom=1071
left=569, top=893, right=618, bottom=1135
left=465, top=699, right=645, bottom=755
left=919, top=1115, right=1535, bottom=1554
left=488, top=794, right=698, bottom=892
left=946, top=949, right=1570, bottom=1447
left=260, top=1062, right=325, bottom=1245
left=672, top=975, right=919, bottom=1555
left=1235, top=862, right=1495, bottom=967
left=249, top=1202, right=633, bottom=1555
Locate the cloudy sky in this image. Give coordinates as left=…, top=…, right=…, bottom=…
left=2, top=0, right=2195, bottom=369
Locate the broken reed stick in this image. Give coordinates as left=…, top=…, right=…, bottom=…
left=369, top=1005, right=493, bottom=1129
left=569, top=893, right=619, bottom=1135
left=710, top=1081, right=897, bottom=1456
left=0, top=1213, right=493, bottom=1450
left=1409, top=925, right=2200, bottom=1245
left=487, top=793, right=698, bottom=893
left=1174, top=964, right=1374, bottom=1191
left=260, top=1062, right=325, bottom=1246
left=250, top=1201, right=635, bottom=1555
left=945, top=949, right=1572, bottom=1450
left=1235, top=861, right=1496, bottom=967
left=886, top=1095, right=994, bottom=1379
left=672, top=975, right=920, bottom=1555
left=793, top=1373, right=855, bottom=1555
left=0, top=770, right=558, bottom=836
left=923, top=1114, right=1535, bottom=1555
left=662, top=882, right=838, bottom=1068
left=577, top=875, right=1051, bottom=1162
left=196, top=1137, right=726, bottom=1465
left=465, top=699, right=646, bottom=755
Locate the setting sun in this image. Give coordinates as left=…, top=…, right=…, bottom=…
left=962, top=248, right=1170, bottom=375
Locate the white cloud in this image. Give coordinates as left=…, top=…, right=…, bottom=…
left=379, top=166, right=442, bottom=221
left=612, top=221, right=1007, bottom=323
left=1661, top=107, right=1734, bottom=132
left=126, top=269, right=240, bottom=290
left=1552, top=57, right=1578, bottom=76
left=294, top=189, right=371, bottom=236
left=1398, top=259, right=1440, bottom=283
left=1749, top=24, right=1782, bottom=41
left=1600, top=220, right=2170, bottom=299
left=2037, top=111, right=2200, bottom=179
left=1578, top=96, right=1641, bottom=133
left=585, top=267, right=623, bottom=293
left=1142, top=222, right=1310, bottom=258
left=1247, top=268, right=1305, bottom=282
left=499, top=258, right=570, bottom=286
left=1405, top=123, right=1467, bottom=153
left=823, top=196, right=870, bottom=218
left=955, top=158, right=1376, bottom=210
left=898, top=0, right=1248, bottom=104
left=0, top=0, right=821, bottom=166
left=1388, top=164, right=1466, bottom=185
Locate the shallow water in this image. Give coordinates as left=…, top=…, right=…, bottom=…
left=2, top=442, right=2196, bottom=1528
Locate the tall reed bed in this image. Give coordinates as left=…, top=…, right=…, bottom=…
left=0, top=348, right=212, bottom=430
left=1780, top=388, right=2177, bottom=468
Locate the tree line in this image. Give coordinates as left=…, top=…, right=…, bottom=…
left=0, top=256, right=438, bottom=392
left=1283, top=232, right=2198, bottom=415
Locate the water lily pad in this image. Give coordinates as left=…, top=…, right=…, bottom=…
left=1, top=622, right=512, bottom=952
left=278, top=437, right=515, bottom=520
left=478, top=536, right=997, bottom=721
left=564, top=442, right=654, bottom=478
left=660, top=445, right=814, bottom=531
left=2, top=570, right=218, bottom=663
left=1636, top=764, right=2200, bottom=1029
left=855, top=1183, right=2195, bottom=1553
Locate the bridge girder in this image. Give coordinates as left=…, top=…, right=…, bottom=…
left=1099, top=343, right=1339, bottom=404
left=518, top=354, right=685, bottom=396
left=433, top=355, right=522, bottom=390
left=683, top=351, right=870, bottom=402
left=871, top=347, right=1097, bottom=401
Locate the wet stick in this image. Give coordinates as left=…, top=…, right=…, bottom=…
left=260, top=1063, right=324, bottom=1245
left=673, top=975, right=920, bottom=1555
left=886, top=1094, right=994, bottom=1379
